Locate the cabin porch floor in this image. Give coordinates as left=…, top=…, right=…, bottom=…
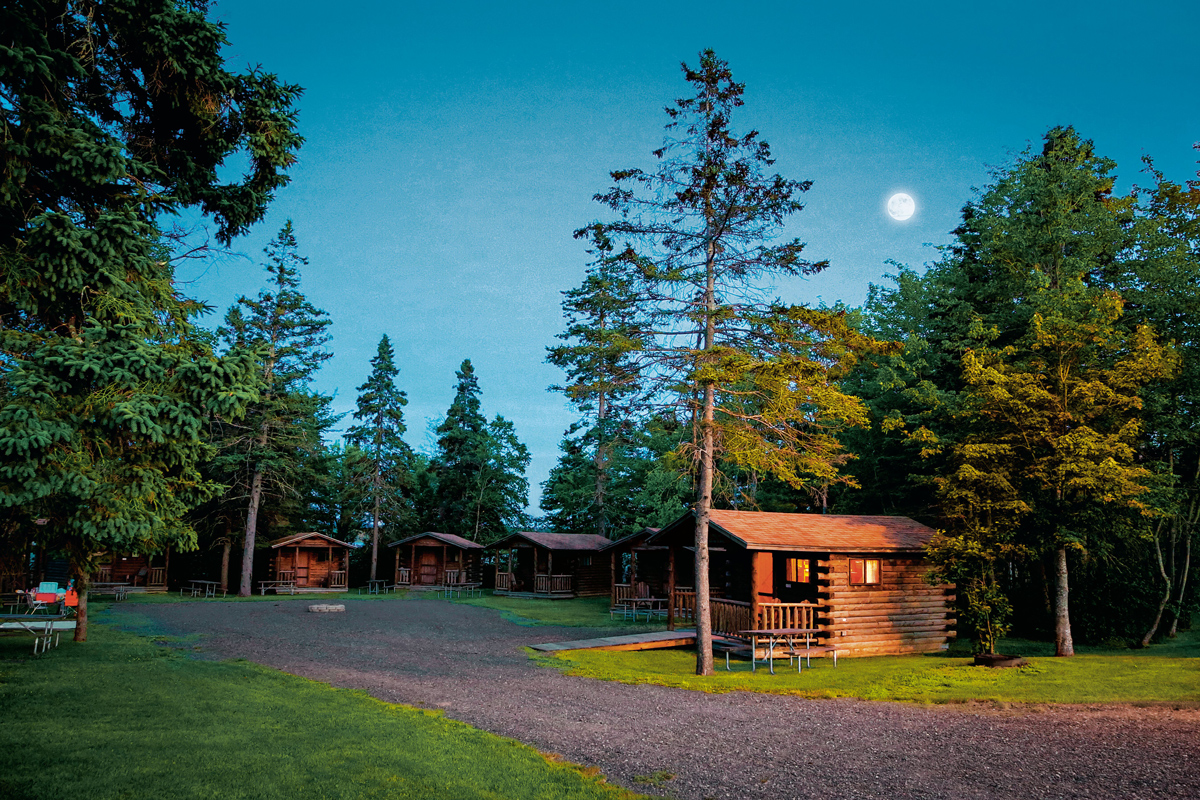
left=530, top=629, right=697, bottom=652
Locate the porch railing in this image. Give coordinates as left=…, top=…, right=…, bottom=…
left=395, top=567, right=411, bottom=586
left=443, top=569, right=460, bottom=585
left=329, top=570, right=347, bottom=589
left=278, top=569, right=296, bottom=583
left=96, top=567, right=112, bottom=583
left=148, top=567, right=166, bottom=587
left=669, top=591, right=755, bottom=636
left=758, top=602, right=818, bottom=630
left=495, top=571, right=514, bottom=592
left=534, top=574, right=572, bottom=594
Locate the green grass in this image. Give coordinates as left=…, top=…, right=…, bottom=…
left=0, top=620, right=640, bottom=800
left=535, top=633, right=1200, bottom=705
left=451, top=594, right=665, bottom=630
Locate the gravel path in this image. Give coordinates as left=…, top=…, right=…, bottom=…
left=115, top=597, right=1200, bottom=800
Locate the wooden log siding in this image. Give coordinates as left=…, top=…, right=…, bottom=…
left=819, top=555, right=955, bottom=657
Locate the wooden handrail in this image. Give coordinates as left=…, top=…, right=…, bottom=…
left=534, top=574, right=572, bottom=594
left=329, top=570, right=347, bottom=589
left=757, top=602, right=818, bottom=630
left=495, top=572, right=513, bottom=591
left=396, top=567, right=411, bottom=585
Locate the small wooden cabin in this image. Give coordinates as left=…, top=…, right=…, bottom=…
left=389, top=532, right=484, bottom=587
left=489, top=531, right=611, bottom=597
left=269, top=532, right=350, bottom=589
left=95, top=551, right=170, bottom=591
left=644, top=510, right=955, bottom=657
left=601, top=528, right=671, bottom=604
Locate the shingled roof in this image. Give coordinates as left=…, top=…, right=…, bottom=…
left=488, top=531, right=612, bottom=551
left=388, top=532, right=484, bottom=550
left=654, top=510, right=937, bottom=553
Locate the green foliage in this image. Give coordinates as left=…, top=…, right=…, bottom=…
left=346, top=335, right=416, bottom=577
left=214, top=222, right=335, bottom=594
left=429, top=360, right=530, bottom=542
left=0, top=0, right=301, bottom=612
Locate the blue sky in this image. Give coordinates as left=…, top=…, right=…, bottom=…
left=182, top=1, right=1200, bottom=512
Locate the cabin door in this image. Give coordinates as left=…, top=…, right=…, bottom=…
left=418, top=550, right=438, bottom=584
left=294, top=550, right=310, bottom=586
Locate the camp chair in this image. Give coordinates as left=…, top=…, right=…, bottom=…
left=63, top=589, right=79, bottom=616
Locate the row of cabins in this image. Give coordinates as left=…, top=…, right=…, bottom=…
left=85, top=510, right=953, bottom=658
left=388, top=510, right=956, bottom=658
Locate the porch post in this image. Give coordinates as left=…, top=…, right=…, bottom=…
left=394, top=548, right=399, bottom=582
left=667, top=546, right=676, bottom=631
left=548, top=550, right=553, bottom=575
left=442, top=544, right=447, bottom=584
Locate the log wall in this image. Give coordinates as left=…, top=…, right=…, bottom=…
left=818, top=555, right=955, bottom=657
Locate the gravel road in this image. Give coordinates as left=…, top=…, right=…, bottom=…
left=114, top=596, right=1200, bottom=800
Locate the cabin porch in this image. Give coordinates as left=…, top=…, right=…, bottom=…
left=493, top=545, right=575, bottom=596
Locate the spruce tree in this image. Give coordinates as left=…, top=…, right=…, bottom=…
left=432, top=360, right=530, bottom=541
left=0, top=0, right=301, bottom=637
left=346, top=335, right=415, bottom=580
left=216, top=222, right=333, bottom=597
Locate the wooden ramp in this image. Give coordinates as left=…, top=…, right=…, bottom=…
left=530, top=628, right=696, bottom=653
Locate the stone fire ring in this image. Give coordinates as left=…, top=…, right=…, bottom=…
left=308, top=604, right=346, bottom=613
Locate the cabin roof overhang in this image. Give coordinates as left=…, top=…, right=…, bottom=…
left=270, top=531, right=353, bottom=549
left=647, top=510, right=935, bottom=554
left=388, top=531, right=485, bottom=550
left=487, top=531, right=611, bottom=552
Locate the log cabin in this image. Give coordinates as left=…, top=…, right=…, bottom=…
left=600, top=528, right=674, bottom=605
left=389, top=532, right=484, bottom=588
left=94, top=551, right=170, bottom=591
left=643, top=510, right=956, bottom=657
left=268, top=532, right=351, bottom=590
left=488, top=531, right=611, bottom=598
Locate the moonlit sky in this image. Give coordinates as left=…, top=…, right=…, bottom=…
left=181, top=0, right=1200, bottom=513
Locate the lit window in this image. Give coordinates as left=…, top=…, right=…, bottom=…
left=849, top=558, right=880, bottom=585
left=785, top=558, right=810, bottom=583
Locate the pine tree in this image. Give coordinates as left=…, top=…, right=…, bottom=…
left=581, top=51, right=877, bottom=674
left=432, top=360, right=530, bottom=541
left=548, top=229, right=644, bottom=539
left=346, top=335, right=415, bottom=580
left=0, top=0, right=301, bottom=638
left=216, top=222, right=333, bottom=597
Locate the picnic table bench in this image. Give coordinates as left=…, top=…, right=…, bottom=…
left=0, top=612, right=75, bottom=654
left=258, top=580, right=296, bottom=595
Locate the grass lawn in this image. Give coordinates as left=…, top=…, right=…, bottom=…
left=98, top=588, right=410, bottom=605
left=0, top=621, right=639, bottom=800
left=451, top=593, right=665, bottom=630
left=535, top=632, right=1200, bottom=705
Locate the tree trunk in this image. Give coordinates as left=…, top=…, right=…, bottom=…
left=1169, top=515, right=1192, bottom=638
left=694, top=387, right=715, bottom=676
left=220, top=535, right=231, bottom=593
left=1054, top=545, right=1074, bottom=656
left=595, top=389, right=608, bottom=540
left=239, top=464, right=265, bottom=597
left=1142, top=518, right=1171, bottom=647
left=370, top=475, right=380, bottom=582
left=72, top=561, right=89, bottom=643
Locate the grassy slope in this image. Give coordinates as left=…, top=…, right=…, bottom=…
left=539, top=633, right=1200, bottom=704
left=0, top=621, right=639, bottom=800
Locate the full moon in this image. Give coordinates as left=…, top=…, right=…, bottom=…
left=887, top=193, right=915, bottom=221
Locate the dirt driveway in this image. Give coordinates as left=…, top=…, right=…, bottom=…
left=115, top=596, right=1200, bottom=800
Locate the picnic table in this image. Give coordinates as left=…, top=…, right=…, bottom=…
left=0, top=612, right=75, bottom=654
left=184, top=579, right=225, bottom=598
left=626, top=596, right=667, bottom=622
left=364, top=579, right=389, bottom=595
left=258, top=580, right=296, bottom=596
left=738, top=627, right=822, bottom=675
left=90, top=582, right=131, bottom=601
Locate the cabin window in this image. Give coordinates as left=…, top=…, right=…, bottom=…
left=314, top=550, right=328, bottom=563
left=579, top=555, right=592, bottom=566
left=784, top=558, right=810, bottom=584
left=849, top=558, right=880, bottom=585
